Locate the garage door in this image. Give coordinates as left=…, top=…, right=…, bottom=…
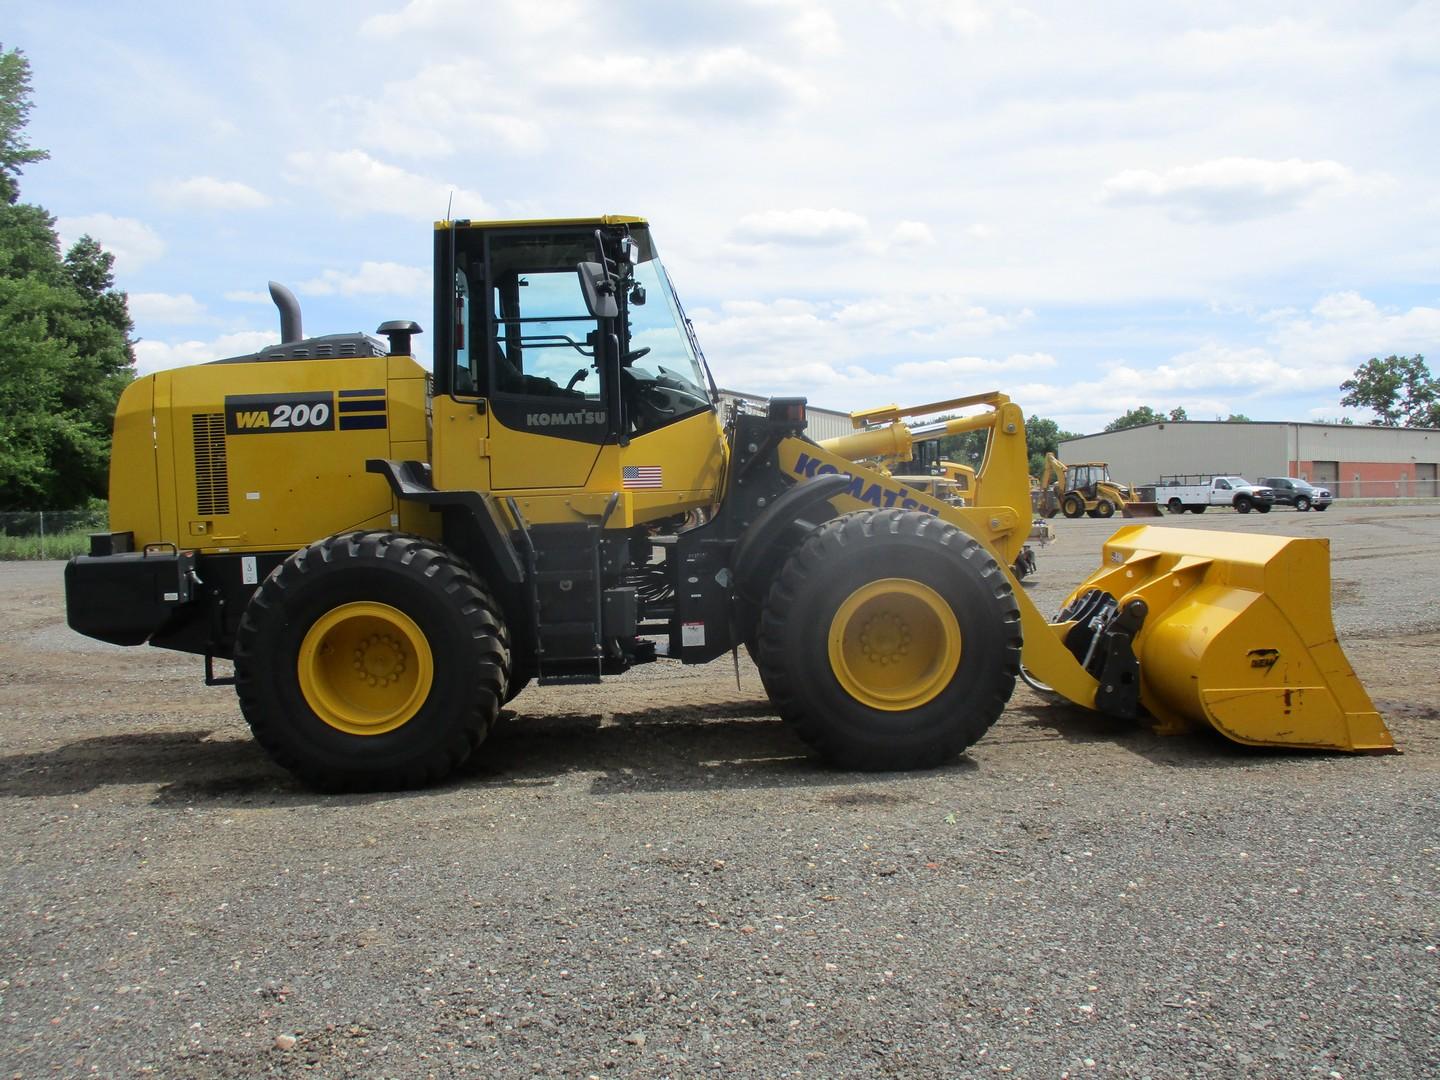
left=1417, top=462, right=1437, bottom=498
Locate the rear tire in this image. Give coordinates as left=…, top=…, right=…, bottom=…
left=756, top=509, right=1020, bottom=771
left=234, top=532, right=510, bottom=791
left=1062, top=494, right=1085, bottom=519
left=1167, top=499, right=1184, bottom=514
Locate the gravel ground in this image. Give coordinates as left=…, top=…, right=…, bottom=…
left=1, top=503, right=1437, bottom=1078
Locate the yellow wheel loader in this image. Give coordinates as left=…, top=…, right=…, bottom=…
left=64, top=216, right=1392, bottom=790
left=1036, top=452, right=1161, bottom=519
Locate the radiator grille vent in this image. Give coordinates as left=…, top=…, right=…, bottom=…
left=192, top=413, right=230, bottom=516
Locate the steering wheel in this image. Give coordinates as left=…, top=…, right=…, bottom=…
left=621, top=346, right=651, bottom=366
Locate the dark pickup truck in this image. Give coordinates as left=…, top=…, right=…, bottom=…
left=1259, top=477, right=1332, bottom=511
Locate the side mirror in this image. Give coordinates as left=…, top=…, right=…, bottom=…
left=577, top=261, right=618, bottom=319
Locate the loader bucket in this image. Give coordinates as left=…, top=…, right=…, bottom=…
left=1059, top=526, right=1394, bottom=752
left=1121, top=501, right=1163, bottom=518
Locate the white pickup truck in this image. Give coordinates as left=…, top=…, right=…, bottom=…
left=1153, top=475, right=1277, bottom=514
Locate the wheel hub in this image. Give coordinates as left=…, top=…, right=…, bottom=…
left=858, top=613, right=912, bottom=666
left=298, top=602, right=434, bottom=736
left=351, top=633, right=409, bottom=687
left=829, top=578, right=962, bottom=711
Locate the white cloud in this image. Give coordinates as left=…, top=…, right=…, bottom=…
left=300, top=261, right=430, bottom=297
left=1271, top=293, right=1440, bottom=375
left=159, top=176, right=271, bottom=210
left=738, top=208, right=869, bottom=246
left=283, top=150, right=492, bottom=218
left=894, top=352, right=1057, bottom=380
left=541, top=46, right=816, bottom=119
left=780, top=2, right=842, bottom=54
left=1100, top=157, right=1357, bottom=224
left=885, top=0, right=1037, bottom=36
left=132, top=330, right=277, bottom=376
left=890, top=220, right=936, bottom=247
left=224, top=290, right=272, bottom=304
left=362, top=0, right=586, bottom=38
left=335, top=64, right=547, bottom=158
left=128, top=292, right=207, bottom=324
left=55, top=214, right=165, bottom=271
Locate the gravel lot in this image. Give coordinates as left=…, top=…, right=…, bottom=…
left=2, top=503, right=1437, bottom=1078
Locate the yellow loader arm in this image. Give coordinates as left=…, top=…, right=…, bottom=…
left=789, top=393, right=1393, bottom=753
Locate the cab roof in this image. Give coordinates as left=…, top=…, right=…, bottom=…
left=435, top=215, right=648, bottom=231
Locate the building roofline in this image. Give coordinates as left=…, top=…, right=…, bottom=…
left=1062, top=420, right=1440, bottom=440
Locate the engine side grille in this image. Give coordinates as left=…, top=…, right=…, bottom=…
left=192, top=413, right=230, bottom=516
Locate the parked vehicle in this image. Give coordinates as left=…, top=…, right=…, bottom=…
left=1259, top=477, right=1332, bottom=512
left=1033, top=453, right=1161, bottom=519
left=1154, top=475, right=1277, bottom=514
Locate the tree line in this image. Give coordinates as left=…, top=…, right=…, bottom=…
left=0, top=45, right=134, bottom=511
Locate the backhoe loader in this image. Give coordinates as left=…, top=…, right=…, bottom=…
left=64, top=216, right=1391, bottom=790
left=1036, top=452, right=1161, bottom=519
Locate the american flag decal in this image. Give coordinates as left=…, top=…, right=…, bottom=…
left=622, top=465, right=664, bottom=490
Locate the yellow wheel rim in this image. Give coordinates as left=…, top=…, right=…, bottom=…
left=297, top=602, right=434, bottom=736
left=828, top=578, right=962, bottom=711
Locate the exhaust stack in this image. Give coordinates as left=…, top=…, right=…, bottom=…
left=268, top=281, right=302, bottom=344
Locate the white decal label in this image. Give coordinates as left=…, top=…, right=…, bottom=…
left=241, top=556, right=258, bottom=585
left=681, top=621, right=706, bottom=647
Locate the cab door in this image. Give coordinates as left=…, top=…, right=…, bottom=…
left=483, top=263, right=610, bottom=490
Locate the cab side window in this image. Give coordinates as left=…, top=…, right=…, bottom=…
left=491, top=269, right=599, bottom=400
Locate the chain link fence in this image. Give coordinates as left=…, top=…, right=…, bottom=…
left=0, top=507, right=108, bottom=560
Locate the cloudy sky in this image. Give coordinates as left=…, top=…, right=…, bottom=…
left=11, top=1, right=1439, bottom=432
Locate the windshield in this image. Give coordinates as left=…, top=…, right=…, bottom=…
left=624, top=231, right=710, bottom=401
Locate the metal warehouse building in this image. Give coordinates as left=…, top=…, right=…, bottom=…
left=1060, top=421, right=1440, bottom=499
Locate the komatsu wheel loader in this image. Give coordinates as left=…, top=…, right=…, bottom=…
left=64, top=216, right=1393, bottom=790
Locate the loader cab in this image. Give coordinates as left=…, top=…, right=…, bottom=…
left=1066, top=462, right=1112, bottom=496
left=432, top=217, right=720, bottom=502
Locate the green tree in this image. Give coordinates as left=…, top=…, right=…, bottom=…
left=933, top=422, right=987, bottom=469
left=1168, top=406, right=1188, bottom=422
left=1223, top=413, right=1251, bottom=423
left=0, top=45, right=48, bottom=204
left=1339, top=354, right=1439, bottom=427
left=0, top=46, right=134, bottom=509
left=1104, top=405, right=1165, bottom=432
left=1023, top=414, right=1079, bottom=476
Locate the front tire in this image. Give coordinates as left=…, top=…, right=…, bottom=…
left=756, top=510, right=1020, bottom=771
left=1295, top=496, right=1311, bottom=512
left=234, top=532, right=510, bottom=791
left=1235, top=496, right=1253, bottom=513
left=1093, top=498, right=1117, bottom=519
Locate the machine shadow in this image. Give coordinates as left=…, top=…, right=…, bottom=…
left=0, top=729, right=292, bottom=800
left=1009, top=700, right=1327, bottom=767
left=471, top=697, right=980, bottom=794
left=0, top=699, right=981, bottom=804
